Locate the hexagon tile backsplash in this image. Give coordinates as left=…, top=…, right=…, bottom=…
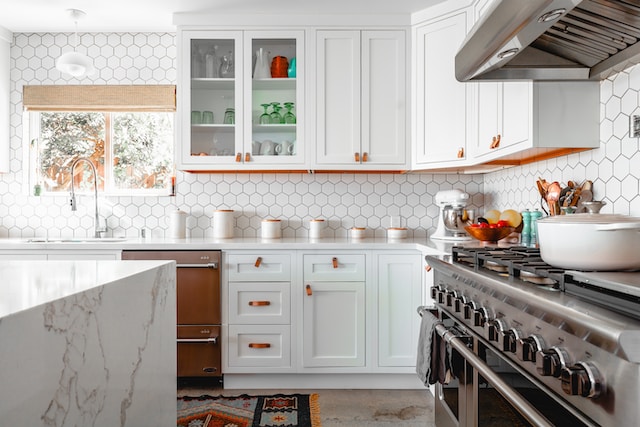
left=1, top=32, right=640, bottom=240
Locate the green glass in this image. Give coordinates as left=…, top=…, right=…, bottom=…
left=270, top=102, right=283, bottom=124
left=259, top=104, right=271, bottom=124
left=283, top=102, right=296, bottom=124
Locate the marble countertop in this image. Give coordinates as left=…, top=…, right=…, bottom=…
left=0, top=259, right=173, bottom=319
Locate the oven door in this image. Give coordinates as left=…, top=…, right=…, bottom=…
left=177, top=325, right=221, bottom=377
left=435, top=317, right=595, bottom=427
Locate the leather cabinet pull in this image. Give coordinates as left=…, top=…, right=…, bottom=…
left=362, top=152, right=369, bottom=162
left=332, top=257, right=338, bottom=269
left=245, top=152, right=251, bottom=162
left=306, top=284, right=312, bottom=296
left=354, top=152, right=360, bottom=162
left=254, top=257, right=262, bottom=268
left=248, top=343, right=271, bottom=349
left=425, top=264, right=432, bottom=272
left=249, top=301, right=271, bottom=306
left=235, top=152, right=242, bottom=162
left=457, top=147, right=464, bottom=158
left=490, top=134, right=501, bottom=149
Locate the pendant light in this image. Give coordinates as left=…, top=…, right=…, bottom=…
left=55, top=9, right=95, bottom=78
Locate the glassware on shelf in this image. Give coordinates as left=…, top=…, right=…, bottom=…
left=223, top=108, right=235, bottom=124
left=271, top=56, right=289, bottom=78
left=287, top=57, right=296, bottom=78
left=259, top=104, right=272, bottom=124
left=204, top=45, right=219, bottom=78
left=219, top=51, right=234, bottom=78
left=283, top=102, right=296, bottom=124
left=253, top=48, right=271, bottom=79
left=191, top=45, right=205, bottom=78
left=270, top=102, right=283, bottom=124
left=202, top=111, right=214, bottom=124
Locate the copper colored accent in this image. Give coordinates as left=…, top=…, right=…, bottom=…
left=270, top=56, right=289, bottom=78
left=255, top=257, right=262, bottom=268
left=490, top=134, right=501, bottom=149
left=332, top=257, right=338, bottom=269
left=245, top=152, right=250, bottom=162
left=457, top=147, right=464, bottom=158
left=248, top=343, right=271, bottom=349
left=354, top=152, right=360, bottom=162
left=362, top=152, right=369, bottom=162
left=306, top=284, right=312, bottom=296
left=249, top=301, right=271, bottom=306
left=235, top=153, right=242, bottom=162
left=425, top=265, right=432, bottom=272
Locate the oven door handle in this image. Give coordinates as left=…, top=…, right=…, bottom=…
left=176, top=263, right=219, bottom=269
left=434, top=323, right=555, bottom=427
left=177, top=337, right=219, bottom=344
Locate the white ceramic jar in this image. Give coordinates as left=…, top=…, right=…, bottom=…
left=213, top=209, right=234, bottom=239
left=261, top=219, right=282, bottom=239
left=387, top=227, right=408, bottom=240
left=309, top=219, right=325, bottom=239
left=167, top=209, right=187, bottom=239
left=350, top=227, right=366, bottom=239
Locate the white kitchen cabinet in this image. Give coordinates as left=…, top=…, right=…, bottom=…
left=225, top=251, right=294, bottom=372
left=314, top=30, right=408, bottom=170
left=472, top=81, right=599, bottom=162
left=376, top=252, right=422, bottom=368
left=0, top=27, right=9, bottom=173
left=301, top=253, right=366, bottom=368
left=0, top=250, right=120, bottom=260
left=177, top=30, right=306, bottom=171
left=412, top=5, right=474, bottom=169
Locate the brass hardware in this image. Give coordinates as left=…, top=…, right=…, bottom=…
left=255, top=257, right=262, bottom=267
left=306, top=284, right=312, bottom=296
left=248, top=343, right=271, bottom=349
left=332, top=257, right=338, bottom=269
left=249, top=301, right=271, bottom=306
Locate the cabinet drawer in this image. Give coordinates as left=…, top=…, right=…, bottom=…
left=228, top=254, right=291, bottom=281
left=229, top=282, right=290, bottom=324
left=228, top=325, right=291, bottom=368
left=303, top=254, right=365, bottom=281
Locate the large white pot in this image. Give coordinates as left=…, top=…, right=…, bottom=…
left=537, top=213, right=640, bottom=271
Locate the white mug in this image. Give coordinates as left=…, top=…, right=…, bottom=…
left=252, top=141, right=262, bottom=155
left=281, top=140, right=295, bottom=156
left=260, top=140, right=277, bottom=155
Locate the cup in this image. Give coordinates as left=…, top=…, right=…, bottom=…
left=281, top=140, right=295, bottom=156
left=191, top=111, right=202, bottom=124
left=260, top=140, right=277, bottom=155
left=309, top=219, right=326, bottom=239
left=202, top=111, right=214, bottom=124
left=223, top=108, right=235, bottom=124
left=212, top=209, right=234, bottom=239
left=252, top=141, right=262, bottom=155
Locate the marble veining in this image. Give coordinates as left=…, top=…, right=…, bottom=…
left=0, top=260, right=176, bottom=427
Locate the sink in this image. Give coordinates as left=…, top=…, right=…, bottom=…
left=25, top=237, right=128, bottom=243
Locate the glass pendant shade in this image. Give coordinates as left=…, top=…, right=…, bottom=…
left=56, top=51, right=94, bottom=77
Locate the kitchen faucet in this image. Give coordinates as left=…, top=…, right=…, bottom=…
left=69, top=157, right=107, bottom=238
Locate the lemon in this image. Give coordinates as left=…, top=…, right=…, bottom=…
left=500, top=209, right=522, bottom=228
left=484, top=209, right=501, bottom=224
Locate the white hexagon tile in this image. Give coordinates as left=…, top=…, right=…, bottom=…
left=1, top=32, right=639, bottom=240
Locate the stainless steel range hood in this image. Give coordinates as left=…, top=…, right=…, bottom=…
left=456, top=0, right=640, bottom=81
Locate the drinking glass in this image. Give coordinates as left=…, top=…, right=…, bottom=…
left=283, top=102, right=296, bottom=124
left=223, top=108, right=235, bottom=124
left=259, top=104, right=272, bottom=124
left=270, top=102, right=282, bottom=124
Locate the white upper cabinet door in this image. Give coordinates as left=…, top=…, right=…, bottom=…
left=413, top=10, right=472, bottom=168
left=0, top=27, right=10, bottom=173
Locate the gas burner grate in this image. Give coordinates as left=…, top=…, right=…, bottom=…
left=452, top=246, right=566, bottom=289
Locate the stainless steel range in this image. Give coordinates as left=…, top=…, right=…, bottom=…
left=423, top=246, right=640, bottom=427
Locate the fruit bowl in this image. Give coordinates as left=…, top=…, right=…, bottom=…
left=464, top=226, right=515, bottom=242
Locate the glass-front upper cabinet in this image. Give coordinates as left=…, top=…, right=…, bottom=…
left=177, top=29, right=305, bottom=171
left=243, top=31, right=304, bottom=167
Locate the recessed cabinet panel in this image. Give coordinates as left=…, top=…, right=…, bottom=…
left=229, top=282, right=290, bottom=324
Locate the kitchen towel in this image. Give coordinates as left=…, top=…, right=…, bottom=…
left=416, top=308, right=440, bottom=385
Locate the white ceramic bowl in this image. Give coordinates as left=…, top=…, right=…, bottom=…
left=387, top=227, right=408, bottom=240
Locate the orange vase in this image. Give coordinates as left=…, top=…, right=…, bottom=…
left=271, top=56, right=289, bottom=78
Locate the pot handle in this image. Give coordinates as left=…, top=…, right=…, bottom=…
left=596, top=222, right=640, bottom=231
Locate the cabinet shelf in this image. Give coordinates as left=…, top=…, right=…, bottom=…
left=253, top=124, right=296, bottom=133
left=191, top=124, right=234, bottom=133
left=191, top=78, right=235, bottom=90
left=252, top=78, right=296, bottom=90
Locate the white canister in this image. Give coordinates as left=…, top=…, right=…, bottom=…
left=309, top=218, right=326, bottom=239
left=213, top=209, right=234, bottom=239
left=261, top=219, right=282, bottom=239
left=168, top=209, right=187, bottom=239
left=350, top=227, right=366, bottom=239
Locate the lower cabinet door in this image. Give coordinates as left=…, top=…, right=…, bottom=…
left=302, top=281, right=366, bottom=367
left=177, top=325, right=221, bottom=377
left=228, top=324, right=291, bottom=368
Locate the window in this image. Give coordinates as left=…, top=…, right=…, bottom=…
left=23, top=85, right=176, bottom=195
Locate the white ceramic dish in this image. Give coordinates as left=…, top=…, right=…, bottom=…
left=387, top=227, right=408, bottom=240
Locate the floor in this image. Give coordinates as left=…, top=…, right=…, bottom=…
left=178, top=379, right=436, bottom=427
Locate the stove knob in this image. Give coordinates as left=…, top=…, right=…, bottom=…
left=517, top=335, right=545, bottom=362
left=502, top=328, right=522, bottom=353
left=536, top=347, right=570, bottom=377
left=560, top=362, right=604, bottom=398
left=463, top=301, right=478, bottom=320
left=430, top=286, right=439, bottom=300
left=454, top=295, right=468, bottom=313
left=487, top=319, right=507, bottom=342
left=437, top=289, right=447, bottom=304
left=446, top=290, right=458, bottom=307
left=474, top=307, right=493, bottom=327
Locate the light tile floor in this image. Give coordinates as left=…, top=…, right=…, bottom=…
left=178, top=382, right=436, bottom=427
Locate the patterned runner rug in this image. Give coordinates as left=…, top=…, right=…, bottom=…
left=177, top=393, right=321, bottom=427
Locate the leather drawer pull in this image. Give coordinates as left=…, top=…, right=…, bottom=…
left=255, top=257, right=262, bottom=268
left=249, top=343, right=271, bottom=349
left=425, top=265, right=432, bottom=272
left=457, top=147, right=464, bottom=158
left=354, top=152, right=360, bottom=162
left=306, top=284, right=312, bottom=296
left=490, top=134, right=501, bottom=149
left=362, top=152, right=369, bottom=162
left=332, top=257, right=338, bottom=269
left=235, top=152, right=242, bottom=162
left=245, top=152, right=251, bottom=162
left=249, top=300, right=271, bottom=306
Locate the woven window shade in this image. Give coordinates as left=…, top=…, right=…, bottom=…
left=23, top=85, right=176, bottom=112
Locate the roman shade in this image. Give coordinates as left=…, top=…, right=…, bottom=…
left=22, top=85, right=176, bottom=112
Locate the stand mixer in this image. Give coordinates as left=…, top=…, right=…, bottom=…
left=431, top=189, right=474, bottom=241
